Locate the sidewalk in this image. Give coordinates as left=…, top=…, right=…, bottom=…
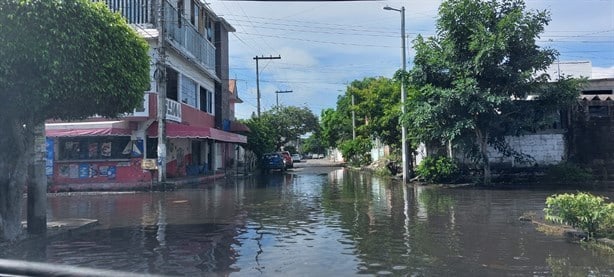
left=48, top=171, right=230, bottom=192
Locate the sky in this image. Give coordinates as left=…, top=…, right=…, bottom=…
left=207, top=0, right=614, bottom=119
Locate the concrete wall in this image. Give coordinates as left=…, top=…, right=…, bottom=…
left=487, top=133, right=566, bottom=166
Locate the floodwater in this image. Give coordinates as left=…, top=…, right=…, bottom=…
left=2, top=164, right=614, bottom=276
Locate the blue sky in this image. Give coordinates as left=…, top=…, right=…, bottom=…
left=208, top=0, right=614, bottom=119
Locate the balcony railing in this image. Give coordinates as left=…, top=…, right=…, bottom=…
left=98, top=0, right=216, bottom=72
left=98, top=0, right=152, bottom=24
left=164, top=1, right=216, bottom=72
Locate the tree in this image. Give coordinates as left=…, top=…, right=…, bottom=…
left=242, top=117, right=276, bottom=159
left=0, top=0, right=149, bottom=240
left=320, top=78, right=402, bottom=165
left=260, top=106, right=320, bottom=151
left=406, top=0, right=581, bottom=184
left=349, top=78, right=401, bottom=149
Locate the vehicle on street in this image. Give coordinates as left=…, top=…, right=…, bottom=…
left=291, top=154, right=302, bottom=163
left=261, top=153, right=286, bottom=173
left=280, top=151, right=293, bottom=168
left=318, top=154, right=325, bottom=159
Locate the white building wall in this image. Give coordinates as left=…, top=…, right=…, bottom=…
left=487, top=133, right=566, bottom=166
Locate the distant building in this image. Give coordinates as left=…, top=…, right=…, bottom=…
left=45, top=0, right=248, bottom=189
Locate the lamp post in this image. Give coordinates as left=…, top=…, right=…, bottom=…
left=384, top=5, right=408, bottom=184
left=275, top=90, right=293, bottom=107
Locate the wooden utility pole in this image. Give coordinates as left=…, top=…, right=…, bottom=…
left=27, top=124, right=47, bottom=234
left=156, top=0, right=167, bottom=182
left=253, top=55, right=281, bottom=116
left=275, top=90, right=292, bottom=107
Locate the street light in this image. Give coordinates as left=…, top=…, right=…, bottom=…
left=275, top=90, right=293, bottom=107
left=384, top=5, right=408, bottom=184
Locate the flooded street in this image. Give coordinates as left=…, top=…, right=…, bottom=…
left=2, top=161, right=614, bottom=276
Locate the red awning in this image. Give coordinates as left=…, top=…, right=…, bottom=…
left=147, top=122, right=211, bottom=138
left=147, top=122, right=247, bottom=143
left=210, top=127, right=247, bottom=144
left=45, top=121, right=132, bottom=137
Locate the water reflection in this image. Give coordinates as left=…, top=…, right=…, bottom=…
left=2, top=168, right=613, bottom=276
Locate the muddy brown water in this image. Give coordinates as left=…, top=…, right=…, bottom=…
left=2, top=163, right=613, bottom=276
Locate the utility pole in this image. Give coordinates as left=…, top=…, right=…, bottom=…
left=275, top=90, right=292, bottom=107
left=253, top=55, right=281, bottom=116
left=156, top=0, right=167, bottom=182
left=384, top=5, right=408, bottom=184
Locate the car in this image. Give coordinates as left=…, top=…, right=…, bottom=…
left=291, top=154, right=302, bottom=163
left=280, top=151, right=293, bottom=168
left=261, top=153, right=286, bottom=172
left=318, top=154, right=325, bottom=159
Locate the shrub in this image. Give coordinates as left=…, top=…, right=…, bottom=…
left=544, top=192, right=613, bottom=238
left=544, top=163, right=592, bottom=183
left=416, top=156, right=460, bottom=183
left=339, top=137, right=372, bottom=166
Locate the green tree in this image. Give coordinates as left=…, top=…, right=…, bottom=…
left=0, top=0, right=149, bottom=240
left=241, top=117, right=276, bottom=158
left=302, top=132, right=325, bottom=155
left=406, top=0, right=582, bottom=184
left=349, top=77, right=401, bottom=149
left=261, top=106, right=320, bottom=151
left=320, top=107, right=352, bottom=148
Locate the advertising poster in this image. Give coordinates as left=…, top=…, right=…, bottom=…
left=69, top=164, right=79, bottom=178
left=46, top=138, right=54, bottom=176
left=99, top=165, right=109, bottom=176
left=88, top=143, right=98, bottom=158
left=79, top=163, right=90, bottom=178
left=101, top=142, right=112, bottom=157
left=107, top=166, right=116, bottom=180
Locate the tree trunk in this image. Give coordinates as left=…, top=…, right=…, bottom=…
left=476, top=129, right=492, bottom=185
left=0, top=120, right=30, bottom=241
left=27, top=123, right=47, bottom=235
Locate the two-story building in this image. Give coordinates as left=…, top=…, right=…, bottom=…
left=45, top=0, right=248, bottom=190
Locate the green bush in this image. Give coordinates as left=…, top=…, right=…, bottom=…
left=544, top=163, right=592, bottom=182
left=544, top=192, right=614, bottom=238
left=416, top=156, right=460, bottom=183
left=339, top=137, right=372, bottom=166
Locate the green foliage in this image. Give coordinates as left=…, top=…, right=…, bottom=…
left=416, top=156, right=461, bottom=183
left=302, top=133, right=325, bottom=155
left=339, top=137, right=372, bottom=166
left=260, top=106, right=320, bottom=150
left=544, top=192, right=614, bottom=238
left=242, top=106, right=319, bottom=158
left=0, top=0, right=149, bottom=241
left=349, top=78, right=401, bottom=149
left=320, top=108, right=352, bottom=148
left=0, top=0, right=150, bottom=124
left=406, top=0, right=583, bottom=184
left=242, top=118, right=276, bottom=159
left=544, top=163, right=593, bottom=183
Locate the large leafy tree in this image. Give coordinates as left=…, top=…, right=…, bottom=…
left=0, top=0, right=149, bottom=240
left=261, top=106, right=320, bottom=151
left=241, top=118, right=276, bottom=158
left=320, top=78, right=401, bottom=165
left=406, top=0, right=581, bottom=184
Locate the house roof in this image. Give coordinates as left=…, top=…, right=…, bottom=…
left=228, top=79, right=243, bottom=103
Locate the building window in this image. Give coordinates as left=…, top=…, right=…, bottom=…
left=59, top=137, right=131, bottom=161
left=181, top=75, right=197, bottom=107
left=190, top=0, right=198, bottom=26
left=200, top=86, right=214, bottom=114
left=166, top=68, right=179, bottom=101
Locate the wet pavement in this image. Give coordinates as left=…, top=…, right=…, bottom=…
left=1, top=159, right=613, bottom=276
